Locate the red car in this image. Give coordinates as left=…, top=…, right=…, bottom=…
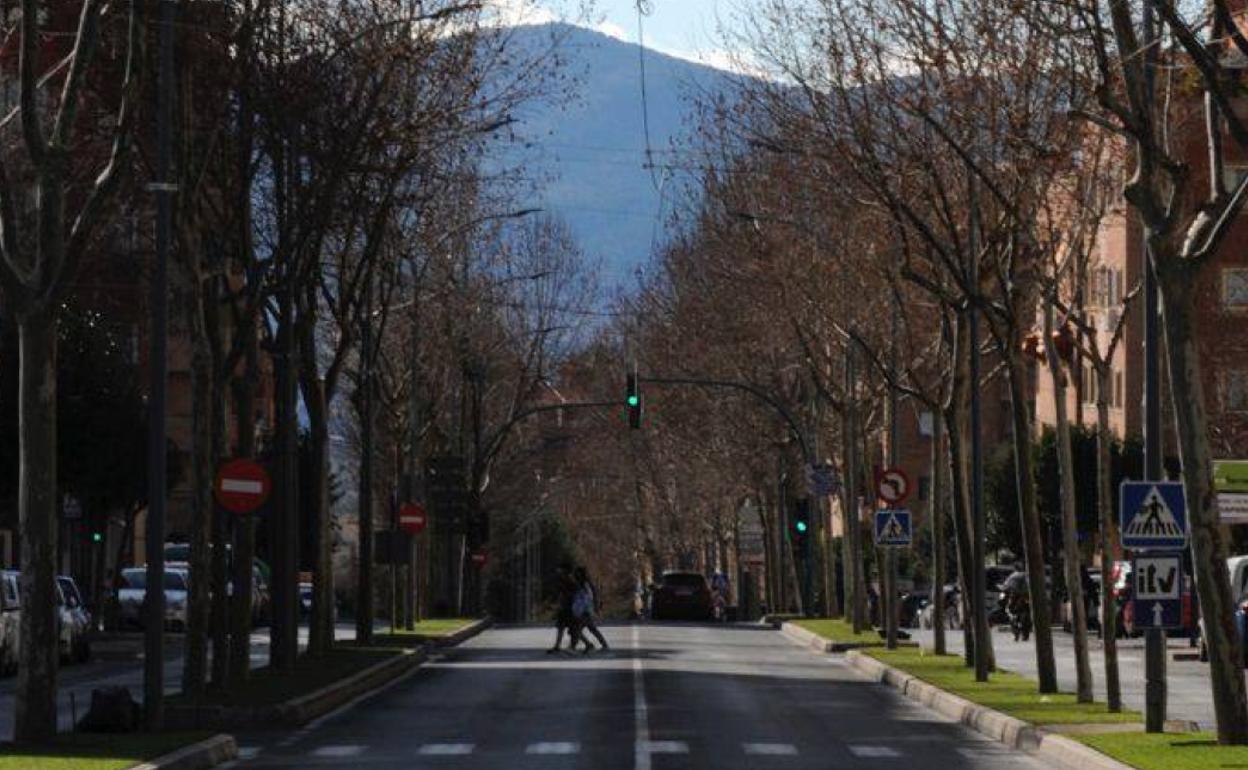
left=650, top=572, right=714, bottom=621
left=1111, top=560, right=1197, bottom=637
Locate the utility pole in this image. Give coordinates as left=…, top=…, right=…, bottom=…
left=144, top=0, right=176, bottom=730
left=1141, top=0, right=1166, bottom=730
left=885, top=322, right=900, bottom=650
left=969, top=171, right=990, bottom=683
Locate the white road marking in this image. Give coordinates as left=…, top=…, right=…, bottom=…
left=743, top=742, right=799, bottom=755
left=310, top=745, right=366, bottom=758
left=419, top=743, right=475, bottom=756
left=640, top=741, right=689, bottom=754
left=633, top=625, right=651, bottom=770
left=237, top=746, right=263, bottom=760
left=848, top=745, right=902, bottom=758
left=527, top=742, right=580, bottom=754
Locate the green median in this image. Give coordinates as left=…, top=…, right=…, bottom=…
left=369, top=617, right=478, bottom=647
left=1076, top=731, right=1248, bottom=770
left=0, top=731, right=213, bottom=770
left=792, top=617, right=880, bottom=645
left=863, top=647, right=1139, bottom=725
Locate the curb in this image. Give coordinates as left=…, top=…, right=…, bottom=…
left=779, top=621, right=919, bottom=653
left=124, top=733, right=237, bottom=770
left=843, top=651, right=1136, bottom=770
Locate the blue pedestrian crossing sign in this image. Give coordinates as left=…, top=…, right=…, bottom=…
left=1131, top=552, right=1184, bottom=629
left=874, top=509, right=912, bottom=547
left=1119, top=481, right=1187, bottom=550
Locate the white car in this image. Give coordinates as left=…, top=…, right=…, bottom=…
left=1198, top=555, right=1248, bottom=661
left=117, top=567, right=190, bottom=630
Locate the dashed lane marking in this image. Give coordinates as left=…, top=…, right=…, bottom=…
left=310, top=745, right=366, bottom=758
left=848, top=745, right=902, bottom=758
left=743, top=743, right=799, bottom=755
left=527, top=742, right=580, bottom=755
left=237, top=746, right=263, bottom=760
left=418, top=743, right=475, bottom=756
left=640, top=741, right=689, bottom=754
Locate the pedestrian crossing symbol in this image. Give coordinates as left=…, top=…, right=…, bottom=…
left=874, top=509, right=912, bottom=547
left=1119, top=481, right=1187, bottom=549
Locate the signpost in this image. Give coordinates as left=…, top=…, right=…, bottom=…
left=398, top=503, right=428, bottom=535
left=214, top=458, right=272, bottom=515
left=1131, top=552, right=1184, bottom=630
left=874, top=510, right=912, bottom=547
left=805, top=463, right=840, bottom=497
left=1119, top=481, right=1188, bottom=549
left=1214, top=460, right=1248, bottom=523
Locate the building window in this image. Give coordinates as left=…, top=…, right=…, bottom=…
left=1114, top=369, right=1124, bottom=409
left=1081, top=364, right=1098, bottom=406
left=1092, top=267, right=1124, bottom=308
left=1224, top=268, right=1248, bottom=310
left=1225, top=371, right=1248, bottom=414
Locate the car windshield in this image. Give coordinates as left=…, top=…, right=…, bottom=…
left=663, top=574, right=706, bottom=588
left=165, top=572, right=188, bottom=590
left=57, top=578, right=81, bottom=607
left=122, top=569, right=146, bottom=589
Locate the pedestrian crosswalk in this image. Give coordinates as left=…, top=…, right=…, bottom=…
left=247, top=739, right=931, bottom=762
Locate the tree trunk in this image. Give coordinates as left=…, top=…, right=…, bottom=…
left=14, top=315, right=59, bottom=743
left=270, top=291, right=299, bottom=671
left=301, top=369, right=334, bottom=658
left=1045, top=305, right=1093, bottom=702
left=182, top=309, right=213, bottom=697
left=1095, top=369, right=1122, bottom=712
left=1159, top=275, right=1248, bottom=743
left=931, top=408, right=947, bottom=655
left=1005, top=350, right=1058, bottom=693
left=228, top=330, right=258, bottom=688
left=356, top=345, right=376, bottom=645
left=209, top=375, right=230, bottom=690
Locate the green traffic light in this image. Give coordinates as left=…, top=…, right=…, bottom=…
left=627, top=395, right=639, bottom=407
left=795, top=521, right=808, bottom=533
left=91, top=532, right=103, bottom=543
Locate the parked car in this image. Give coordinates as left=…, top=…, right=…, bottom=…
left=1197, top=555, right=1248, bottom=661
left=650, top=572, right=714, bottom=621
left=0, top=572, right=20, bottom=675
left=899, top=589, right=930, bottom=628
left=56, top=576, right=91, bottom=663
left=117, top=567, right=190, bottom=630
left=165, top=542, right=272, bottom=626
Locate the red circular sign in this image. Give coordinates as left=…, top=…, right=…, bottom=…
left=470, top=551, right=488, bottom=567
left=214, top=458, right=272, bottom=514
left=398, top=503, right=428, bottom=535
left=877, top=467, right=912, bottom=506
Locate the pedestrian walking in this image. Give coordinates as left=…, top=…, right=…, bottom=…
left=573, top=566, right=609, bottom=652
left=548, top=563, right=588, bottom=653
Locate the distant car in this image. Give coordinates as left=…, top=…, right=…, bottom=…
left=0, top=572, right=20, bottom=675
left=117, top=567, right=190, bottom=630
left=899, top=590, right=929, bottom=628
left=650, top=572, right=714, bottom=621
left=56, top=576, right=91, bottom=663
left=165, top=542, right=271, bottom=626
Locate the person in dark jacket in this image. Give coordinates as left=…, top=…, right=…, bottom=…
left=573, top=566, right=609, bottom=652
left=547, top=564, right=587, bottom=653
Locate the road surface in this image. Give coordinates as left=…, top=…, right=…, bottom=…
left=222, top=623, right=1064, bottom=770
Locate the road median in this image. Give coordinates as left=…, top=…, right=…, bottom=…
left=780, top=618, right=918, bottom=652
left=0, top=731, right=233, bottom=770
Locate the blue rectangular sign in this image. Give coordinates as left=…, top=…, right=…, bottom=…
left=1119, top=481, right=1187, bottom=549
left=874, top=509, right=912, bottom=547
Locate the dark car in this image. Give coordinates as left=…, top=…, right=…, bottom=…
left=651, top=572, right=714, bottom=621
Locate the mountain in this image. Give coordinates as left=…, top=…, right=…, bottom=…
left=495, top=23, right=742, bottom=291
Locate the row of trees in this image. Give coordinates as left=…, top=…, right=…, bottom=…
left=551, top=0, right=1248, bottom=745
left=0, top=0, right=596, bottom=743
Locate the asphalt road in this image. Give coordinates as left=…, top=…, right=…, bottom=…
left=911, top=625, right=1215, bottom=728
left=221, top=623, right=1063, bottom=770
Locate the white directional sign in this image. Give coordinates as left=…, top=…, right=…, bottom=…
left=1131, top=552, right=1183, bottom=630
left=1119, top=481, right=1187, bottom=549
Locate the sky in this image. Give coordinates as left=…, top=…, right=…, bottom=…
left=498, top=0, right=749, bottom=72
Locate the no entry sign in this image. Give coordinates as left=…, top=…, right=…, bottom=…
left=399, top=503, right=428, bottom=535
left=214, top=458, right=272, bottom=514
left=471, top=551, right=488, bottom=568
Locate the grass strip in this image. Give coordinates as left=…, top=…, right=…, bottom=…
left=863, top=647, right=1140, bottom=726
left=369, top=618, right=478, bottom=646
left=792, top=617, right=878, bottom=643
left=0, top=730, right=214, bottom=770
left=1077, top=731, right=1248, bottom=770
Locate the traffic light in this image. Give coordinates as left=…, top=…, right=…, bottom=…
left=91, top=531, right=103, bottom=544
left=626, top=372, right=643, bottom=429
left=791, top=499, right=811, bottom=553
